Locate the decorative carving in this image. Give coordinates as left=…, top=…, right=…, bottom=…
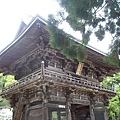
left=63, top=88, right=73, bottom=100
left=102, top=95, right=109, bottom=106
left=88, top=93, right=97, bottom=105
left=41, top=84, right=50, bottom=101
left=10, top=97, right=17, bottom=108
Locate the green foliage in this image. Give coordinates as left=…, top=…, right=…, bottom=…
left=56, top=0, right=120, bottom=38
left=107, top=86, right=120, bottom=119
left=104, top=38, right=120, bottom=67
left=104, top=53, right=120, bottom=67
left=48, top=0, right=120, bottom=66
left=0, top=73, right=17, bottom=107
left=95, top=25, right=105, bottom=41
left=102, top=73, right=120, bottom=119
left=47, top=15, right=87, bottom=62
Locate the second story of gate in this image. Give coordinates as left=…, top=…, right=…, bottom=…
left=0, top=15, right=119, bottom=95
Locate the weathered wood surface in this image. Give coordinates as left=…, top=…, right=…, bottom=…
left=13, top=96, right=24, bottom=120
left=27, top=107, right=43, bottom=120
left=2, top=67, right=115, bottom=95
left=0, top=16, right=115, bottom=120
left=0, top=16, right=119, bottom=76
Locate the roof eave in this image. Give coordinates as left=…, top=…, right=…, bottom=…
left=0, top=15, right=47, bottom=56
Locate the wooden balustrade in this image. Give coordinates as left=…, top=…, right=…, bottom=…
left=2, top=69, right=42, bottom=93
left=44, top=68, right=115, bottom=92
left=2, top=66, right=115, bottom=94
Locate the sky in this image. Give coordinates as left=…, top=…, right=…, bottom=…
left=0, top=0, right=112, bottom=53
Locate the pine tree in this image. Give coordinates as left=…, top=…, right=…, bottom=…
left=47, top=0, right=120, bottom=66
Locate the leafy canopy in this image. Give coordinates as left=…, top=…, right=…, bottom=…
left=102, top=73, right=120, bottom=119
left=47, top=0, right=120, bottom=66
left=0, top=73, right=17, bottom=107
left=47, top=18, right=87, bottom=62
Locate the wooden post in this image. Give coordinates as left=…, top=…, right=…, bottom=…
left=25, top=104, right=29, bottom=120
left=42, top=99, right=48, bottom=120
left=64, top=88, right=72, bottom=120
left=104, top=106, right=108, bottom=120
left=103, top=95, right=109, bottom=120
left=42, top=84, right=49, bottom=120
left=89, top=104, right=95, bottom=120
left=13, top=95, right=24, bottom=120
left=41, top=61, right=45, bottom=79
left=89, top=94, right=95, bottom=120
left=66, top=99, right=72, bottom=120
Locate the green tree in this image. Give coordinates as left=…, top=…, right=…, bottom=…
left=108, top=88, right=120, bottom=120
left=0, top=73, right=17, bottom=106
left=102, top=74, right=120, bottom=119
left=47, top=0, right=120, bottom=66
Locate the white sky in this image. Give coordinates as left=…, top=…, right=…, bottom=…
left=0, top=0, right=112, bottom=53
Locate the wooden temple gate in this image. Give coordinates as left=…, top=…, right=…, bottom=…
left=0, top=15, right=118, bottom=120
left=1, top=61, right=115, bottom=120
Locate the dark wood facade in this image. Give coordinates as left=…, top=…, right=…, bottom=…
left=0, top=15, right=118, bottom=120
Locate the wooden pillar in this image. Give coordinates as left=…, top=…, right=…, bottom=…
left=24, top=89, right=30, bottom=120
left=104, top=106, right=108, bottom=120
left=89, top=104, right=95, bottom=120
left=103, top=95, right=109, bottom=120
left=42, top=84, right=49, bottom=120
left=41, top=61, right=45, bottom=77
left=25, top=104, right=30, bottom=120
left=103, top=100, right=109, bottom=120
left=89, top=94, right=95, bottom=120
left=66, top=99, right=72, bottom=120
left=42, top=99, right=48, bottom=120
left=41, top=60, right=48, bottom=120
left=64, top=88, right=72, bottom=120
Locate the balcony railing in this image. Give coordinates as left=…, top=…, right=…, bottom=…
left=2, top=61, right=115, bottom=94
left=44, top=68, right=114, bottom=91
left=2, top=69, right=42, bottom=93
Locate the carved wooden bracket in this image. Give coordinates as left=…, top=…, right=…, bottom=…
left=102, top=95, right=109, bottom=106
left=63, top=87, right=74, bottom=102
left=41, top=84, right=50, bottom=101
left=88, top=93, right=97, bottom=105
